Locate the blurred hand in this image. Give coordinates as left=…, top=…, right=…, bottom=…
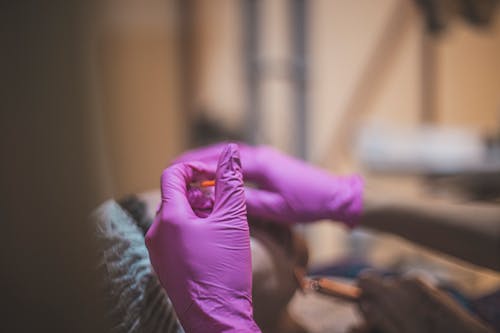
left=356, top=273, right=493, bottom=333
left=174, top=142, right=363, bottom=226
left=146, top=144, right=261, bottom=333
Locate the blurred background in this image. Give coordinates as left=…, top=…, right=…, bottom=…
left=94, top=0, right=500, bottom=283
left=2, top=0, right=500, bottom=332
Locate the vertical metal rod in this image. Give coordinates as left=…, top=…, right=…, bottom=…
left=290, top=0, right=308, bottom=159
left=242, top=0, right=260, bottom=144
left=176, top=0, right=194, bottom=145
left=421, top=29, right=437, bottom=123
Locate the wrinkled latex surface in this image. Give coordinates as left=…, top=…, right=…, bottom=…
left=174, top=142, right=364, bottom=227
left=146, top=144, right=261, bottom=333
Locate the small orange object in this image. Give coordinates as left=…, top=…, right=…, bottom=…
left=311, top=277, right=361, bottom=302
left=200, top=180, right=216, bottom=187
left=293, top=268, right=361, bottom=302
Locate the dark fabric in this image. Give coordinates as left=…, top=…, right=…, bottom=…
left=118, top=195, right=153, bottom=235
left=472, top=290, right=500, bottom=333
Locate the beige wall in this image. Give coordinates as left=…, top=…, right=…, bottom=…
left=310, top=0, right=423, bottom=169
left=190, top=0, right=246, bottom=129
left=437, top=18, right=500, bottom=133
left=307, top=0, right=500, bottom=264
left=98, top=0, right=186, bottom=198
left=310, top=1, right=500, bottom=172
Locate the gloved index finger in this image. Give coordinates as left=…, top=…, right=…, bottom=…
left=159, top=162, right=205, bottom=219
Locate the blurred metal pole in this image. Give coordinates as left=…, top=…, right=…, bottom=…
left=421, top=28, right=437, bottom=123
left=243, top=0, right=260, bottom=144
left=290, top=0, right=308, bottom=159
left=177, top=0, right=194, bottom=146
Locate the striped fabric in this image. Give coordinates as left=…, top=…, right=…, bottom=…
left=93, top=200, right=184, bottom=333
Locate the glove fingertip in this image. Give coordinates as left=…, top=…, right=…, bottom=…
left=218, top=143, right=242, bottom=173
left=213, top=143, right=246, bottom=212
left=215, top=143, right=243, bottom=186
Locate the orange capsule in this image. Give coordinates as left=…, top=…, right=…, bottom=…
left=200, top=180, right=216, bottom=187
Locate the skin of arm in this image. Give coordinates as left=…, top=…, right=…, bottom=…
left=360, top=186, right=500, bottom=271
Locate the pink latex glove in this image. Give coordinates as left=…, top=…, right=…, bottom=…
left=146, top=144, right=261, bottom=333
left=174, top=142, right=364, bottom=227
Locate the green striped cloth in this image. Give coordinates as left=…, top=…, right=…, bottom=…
left=93, top=200, right=183, bottom=333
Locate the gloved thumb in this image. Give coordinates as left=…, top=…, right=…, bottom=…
left=212, top=143, right=246, bottom=217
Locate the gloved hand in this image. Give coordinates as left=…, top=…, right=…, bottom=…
left=146, top=144, right=261, bottom=333
left=174, top=142, right=364, bottom=227
left=356, top=273, right=494, bottom=333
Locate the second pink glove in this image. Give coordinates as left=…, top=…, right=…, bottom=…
left=174, top=142, right=364, bottom=227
